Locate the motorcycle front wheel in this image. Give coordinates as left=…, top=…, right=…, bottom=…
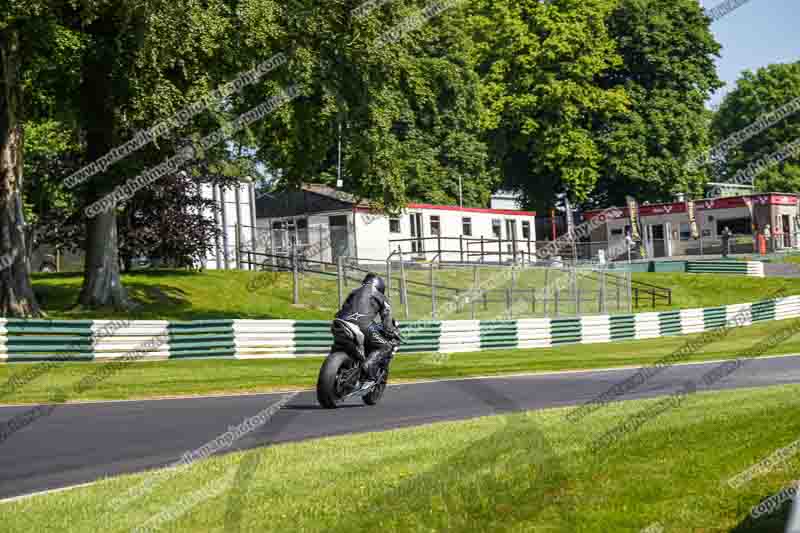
left=317, top=351, right=358, bottom=409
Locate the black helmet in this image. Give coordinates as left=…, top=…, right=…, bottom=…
left=362, top=272, right=386, bottom=294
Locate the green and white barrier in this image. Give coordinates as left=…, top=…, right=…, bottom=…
left=0, top=295, right=799, bottom=362
left=686, top=260, right=765, bottom=277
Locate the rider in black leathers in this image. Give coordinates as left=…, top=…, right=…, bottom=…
left=335, top=273, right=399, bottom=383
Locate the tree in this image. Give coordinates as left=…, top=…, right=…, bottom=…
left=469, top=0, right=630, bottom=212
left=710, top=61, right=800, bottom=193
left=589, top=0, right=723, bottom=208
left=0, top=1, right=68, bottom=317
left=63, top=0, right=233, bottom=309
left=239, top=0, right=495, bottom=211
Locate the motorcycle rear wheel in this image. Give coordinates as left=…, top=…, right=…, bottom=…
left=317, top=351, right=357, bottom=409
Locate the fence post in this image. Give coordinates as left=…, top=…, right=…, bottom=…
left=398, top=247, right=410, bottom=319
left=431, top=263, right=437, bottom=319
left=543, top=267, right=549, bottom=316
left=292, top=245, right=299, bottom=305
left=472, top=265, right=478, bottom=320
left=628, top=272, right=634, bottom=312
left=498, top=238, right=503, bottom=264
left=555, top=284, right=560, bottom=317
left=460, top=236, right=464, bottom=263
left=337, top=256, right=345, bottom=307
left=480, top=236, right=485, bottom=263
left=506, top=288, right=512, bottom=319
left=386, top=255, right=393, bottom=298
left=235, top=222, right=242, bottom=270
left=601, top=269, right=607, bottom=313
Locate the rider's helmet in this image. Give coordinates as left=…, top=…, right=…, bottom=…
left=362, top=272, right=386, bottom=294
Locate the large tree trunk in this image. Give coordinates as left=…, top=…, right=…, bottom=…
left=76, top=24, right=131, bottom=309
left=0, top=28, right=41, bottom=317
left=79, top=210, right=129, bottom=307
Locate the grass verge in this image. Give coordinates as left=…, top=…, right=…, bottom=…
left=30, top=268, right=800, bottom=321
left=3, top=318, right=800, bottom=404
left=2, top=384, right=798, bottom=532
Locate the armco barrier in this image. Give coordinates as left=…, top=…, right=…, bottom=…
left=686, top=260, right=765, bottom=277
left=0, top=295, right=798, bottom=361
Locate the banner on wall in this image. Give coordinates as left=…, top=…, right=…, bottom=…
left=686, top=199, right=699, bottom=239
left=626, top=195, right=646, bottom=258
left=625, top=195, right=641, bottom=241
left=742, top=196, right=756, bottom=232
left=564, top=198, right=576, bottom=238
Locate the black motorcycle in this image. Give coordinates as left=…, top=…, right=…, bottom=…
left=316, top=319, right=403, bottom=409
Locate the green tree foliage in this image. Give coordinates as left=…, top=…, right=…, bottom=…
left=238, top=0, right=496, bottom=212
left=469, top=0, right=630, bottom=212
left=590, top=0, right=723, bottom=207
left=710, top=61, right=800, bottom=193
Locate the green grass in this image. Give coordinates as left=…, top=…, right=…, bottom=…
left=4, top=317, right=800, bottom=405
left=3, top=384, right=798, bottom=532
left=30, top=268, right=800, bottom=321
left=629, top=272, right=800, bottom=312
left=31, top=269, right=333, bottom=321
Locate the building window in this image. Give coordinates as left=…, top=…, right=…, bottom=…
left=389, top=217, right=401, bottom=233
left=462, top=217, right=472, bottom=236
left=430, top=215, right=441, bottom=236
left=679, top=222, right=691, bottom=241
left=492, top=219, right=502, bottom=239
left=296, top=218, right=309, bottom=244
left=522, top=221, right=531, bottom=239
left=717, top=217, right=752, bottom=235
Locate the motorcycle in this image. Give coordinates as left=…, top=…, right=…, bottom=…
left=316, top=318, right=404, bottom=409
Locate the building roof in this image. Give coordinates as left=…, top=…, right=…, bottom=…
left=257, top=182, right=536, bottom=219
left=300, top=183, right=372, bottom=208
left=255, top=183, right=372, bottom=218
left=405, top=203, right=536, bottom=217
left=582, top=192, right=799, bottom=221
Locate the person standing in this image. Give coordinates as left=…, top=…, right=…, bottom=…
left=721, top=226, right=732, bottom=257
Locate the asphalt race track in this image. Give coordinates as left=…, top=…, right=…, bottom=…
left=2, top=354, right=800, bottom=500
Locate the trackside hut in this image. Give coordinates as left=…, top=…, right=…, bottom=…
left=367, top=203, right=537, bottom=263
left=584, top=193, right=800, bottom=259
left=255, top=184, right=537, bottom=264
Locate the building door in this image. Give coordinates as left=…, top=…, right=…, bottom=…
left=505, top=219, right=518, bottom=257
left=664, top=222, right=673, bottom=257
left=650, top=224, right=666, bottom=257
left=782, top=214, right=791, bottom=248
left=409, top=213, right=424, bottom=255
left=329, top=215, right=350, bottom=260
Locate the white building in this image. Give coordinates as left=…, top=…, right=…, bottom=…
left=200, top=180, right=258, bottom=270
left=489, top=189, right=524, bottom=210
left=254, top=184, right=537, bottom=264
